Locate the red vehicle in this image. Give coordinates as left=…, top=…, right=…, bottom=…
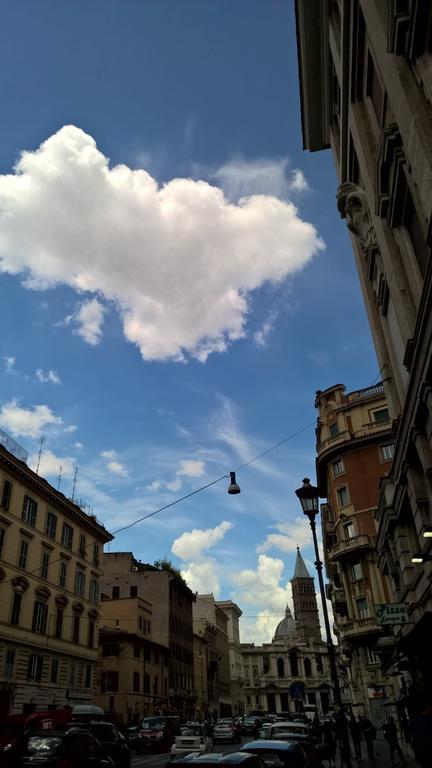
left=0, top=709, right=72, bottom=762
left=136, top=716, right=179, bottom=753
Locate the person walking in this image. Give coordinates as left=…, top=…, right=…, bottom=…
left=359, top=716, right=376, bottom=761
left=349, top=714, right=362, bottom=759
left=383, top=716, right=403, bottom=763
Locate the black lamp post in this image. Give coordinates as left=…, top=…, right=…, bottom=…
left=295, top=478, right=351, bottom=767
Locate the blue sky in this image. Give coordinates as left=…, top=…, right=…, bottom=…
left=0, top=0, right=377, bottom=642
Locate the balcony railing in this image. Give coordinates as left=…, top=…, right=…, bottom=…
left=329, top=534, right=373, bottom=561
left=318, top=418, right=392, bottom=453
left=337, top=616, right=382, bottom=639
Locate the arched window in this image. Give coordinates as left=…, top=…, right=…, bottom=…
left=277, top=657, right=285, bottom=677
left=290, top=650, right=298, bottom=677
left=304, top=658, right=312, bottom=677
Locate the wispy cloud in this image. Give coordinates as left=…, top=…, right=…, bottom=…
left=36, top=368, right=62, bottom=385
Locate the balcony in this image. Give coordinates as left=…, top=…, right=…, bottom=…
left=337, top=616, right=382, bottom=640
left=317, top=417, right=392, bottom=454
left=329, top=534, right=373, bottom=561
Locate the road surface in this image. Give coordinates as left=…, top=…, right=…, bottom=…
left=131, top=736, right=253, bottom=768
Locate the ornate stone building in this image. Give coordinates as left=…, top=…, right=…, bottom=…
left=217, top=600, right=246, bottom=716
left=296, top=0, right=432, bottom=695
left=193, top=594, right=232, bottom=718
left=241, top=551, right=332, bottom=716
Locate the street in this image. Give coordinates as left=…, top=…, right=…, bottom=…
left=131, top=737, right=252, bottom=768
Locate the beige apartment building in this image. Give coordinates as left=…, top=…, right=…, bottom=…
left=193, top=595, right=232, bottom=718
left=316, top=382, right=398, bottom=725
left=217, top=600, right=245, bottom=716
left=0, top=436, right=113, bottom=718
left=102, top=552, right=196, bottom=719
left=296, top=1, right=432, bottom=696
left=96, top=597, right=169, bottom=722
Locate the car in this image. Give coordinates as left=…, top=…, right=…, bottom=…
left=170, top=723, right=213, bottom=758
left=123, top=725, right=141, bottom=749
left=70, top=721, right=131, bottom=768
left=240, top=740, right=309, bottom=768
left=8, top=728, right=115, bottom=768
left=213, top=720, right=241, bottom=744
left=0, top=709, right=73, bottom=760
left=241, top=718, right=259, bottom=735
left=166, top=752, right=265, bottom=768
left=137, top=716, right=179, bottom=752
left=268, top=723, right=310, bottom=740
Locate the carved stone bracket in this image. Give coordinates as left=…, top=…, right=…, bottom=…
left=336, top=182, right=378, bottom=254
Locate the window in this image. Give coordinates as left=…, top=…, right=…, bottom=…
left=277, top=658, right=284, bottom=677
left=10, top=592, right=22, bottom=625
left=316, top=655, right=323, bottom=674
left=55, top=609, right=63, bottom=639
left=366, top=647, right=380, bottom=665
left=72, top=615, right=80, bottom=644
left=336, top=486, right=349, bottom=508
left=351, top=562, right=363, bottom=581
left=304, top=658, right=312, bottom=677
left=0, top=526, right=5, bottom=557
left=102, top=644, right=119, bottom=657
left=332, top=458, right=344, bottom=477
left=88, top=621, right=95, bottom=648
left=69, top=661, right=75, bottom=686
left=290, top=650, right=298, bottom=677
left=134, top=645, right=140, bottom=659
left=1, top=479, right=12, bottom=510
left=85, top=664, right=92, bottom=688
left=101, top=671, right=119, bottom=693
left=329, top=422, right=339, bottom=437
left=93, top=544, right=100, bottom=566
left=89, top=579, right=99, bottom=604
left=32, top=601, right=48, bottom=634
left=79, top=534, right=86, bottom=559
left=51, top=658, right=59, bottom=683
left=45, top=512, right=57, bottom=540
left=74, top=569, right=85, bottom=598
left=144, top=646, right=151, bottom=662
left=4, top=649, right=15, bottom=678
left=133, top=672, right=140, bottom=693
left=366, top=50, right=385, bottom=124
left=143, top=673, right=150, bottom=694
left=380, top=444, right=394, bottom=461
left=372, top=408, right=389, bottom=422
left=112, top=586, right=120, bottom=599
left=18, top=539, right=29, bottom=569
left=27, top=654, right=43, bottom=681
left=154, top=675, right=158, bottom=694
left=138, top=616, right=142, bottom=630
left=59, top=561, right=67, bottom=589
left=41, top=551, right=50, bottom=580
left=357, top=598, right=369, bottom=618
left=130, top=585, right=137, bottom=598
left=61, top=522, right=74, bottom=550
left=344, top=522, right=355, bottom=540
left=22, top=496, right=37, bottom=527
left=154, top=650, right=159, bottom=664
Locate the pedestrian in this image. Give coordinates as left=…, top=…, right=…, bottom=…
left=349, top=714, right=362, bottom=759
left=383, top=716, right=403, bottom=763
left=322, top=719, right=337, bottom=763
left=360, top=716, right=376, bottom=761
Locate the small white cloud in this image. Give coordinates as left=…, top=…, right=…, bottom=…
left=290, top=169, right=309, bottom=192
left=64, top=425, right=78, bottom=434
left=29, top=449, right=76, bottom=479
left=210, top=157, right=310, bottom=202
left=257, top=517, right=312, bottom=554
left=101, top=449, right=128, bottom=477
left=73, top=442, right=84, bottom=450
left=253, top=310, right=279, bottom=348
left=172, top=520, right=233, bottom=561
left=74, top=298, right=105, bottom=346
left=309, top=351, right=330, bottom=366
left=36, top=368, right=62, bottom=385
left=177, top=459, right=205, bottom=477
left=4, top=356, right=16, bottom=374
left=0, top=399, right=62, bottom=438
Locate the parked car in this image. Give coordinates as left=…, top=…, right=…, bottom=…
left=137, top=716, right=179, bottom=752
left=170, top=723, right=212, bottom=758
left=70, top=721, right=130, bottom=768
left=167, top=752, right=265, bottom=768
left=123, top=725, right=141, bottom=750
left=213, top=720, right=241, bottom=744
left=241, top=718, right=259, bottom=735
left=240, top=740, right=308, bottom=768
left=7, top=728, right=115, bottom=768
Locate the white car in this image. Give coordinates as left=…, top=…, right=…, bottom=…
left=269, top=721, right=311, bottom=740
left=170, top=724, right=212, bottom=758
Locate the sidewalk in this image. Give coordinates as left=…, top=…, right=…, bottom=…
left=338, top=737, right=417, bottom=767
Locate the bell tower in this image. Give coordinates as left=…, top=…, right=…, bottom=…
left=291, top=547, right=321, bottom=642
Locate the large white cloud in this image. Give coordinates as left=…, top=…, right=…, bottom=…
left=29, top=449, right=76, bottom=479
left=172, top=520, right=233, bottom=561
left=0, top=126, right=324, bottom=362
left=172, top=520, right=233, bottom=597
left=257, top=516, right=312, bottom=554
left=0, top=399, right=62, bottom=438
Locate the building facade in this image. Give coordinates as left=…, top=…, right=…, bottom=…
left=316, top=382, right=399, bottom=725
left=0, top=438, right=113, bottom=718
left=193, top=594, right=232, bottom=718
left=102, top=552, right=196, bottom=718
left=96, top=597, right=169, bottom=722
left=296, top=0, right=432, bottom=695
left=241, top=551, right=332, bottom=716
left=217, top=600, right=245, bottom=716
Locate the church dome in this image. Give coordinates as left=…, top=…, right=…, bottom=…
left=274, top=606, right=297, bottom=639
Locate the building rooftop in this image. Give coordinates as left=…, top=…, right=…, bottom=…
left=292, top=547, right=311, bottom=579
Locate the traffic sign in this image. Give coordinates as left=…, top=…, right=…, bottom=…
left=290, top=682, right=305, bottom=700
left=375, top=603, right=409, bottom=625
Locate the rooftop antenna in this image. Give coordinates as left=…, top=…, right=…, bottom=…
left=57, top=466, right=62, bottom=491
left=71, top=466, right=78, bottom=501
left=35, top=436, right=45, bottom=475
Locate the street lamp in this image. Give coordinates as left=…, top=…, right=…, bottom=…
left=295, top=478, right=351, bottom=767
left=228, top=472, right=241, bottom=495
left=422, top=527, right=432, bottom=538
left=411, top=553, right=432, bottom=563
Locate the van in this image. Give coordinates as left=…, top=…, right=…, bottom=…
left=136, top=716, right=179, bottom=753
